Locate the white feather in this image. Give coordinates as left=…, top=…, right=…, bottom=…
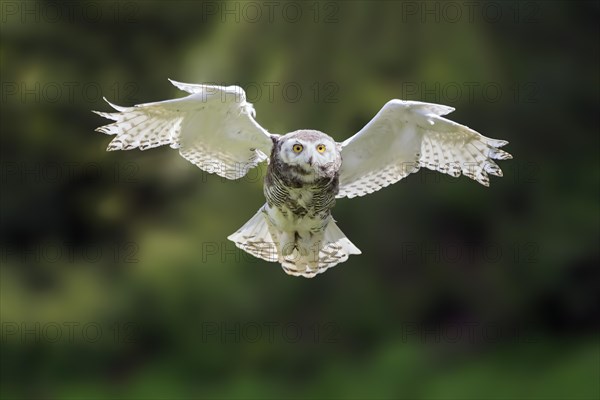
left=93, top=80, right=274, bottom=180
left=338, top=99, right=512, bottom=198
left=227, top=205, right=279, bottom=262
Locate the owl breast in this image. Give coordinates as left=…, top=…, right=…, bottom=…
left=264, top=165, right=338, bottom=221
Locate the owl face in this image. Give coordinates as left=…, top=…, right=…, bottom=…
left=276, top=130, right=341, bottom=180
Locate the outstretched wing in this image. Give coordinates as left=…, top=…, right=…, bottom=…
left=337, top=100, right=512, bottom=198
left=93, top=79, right=275, bottom=180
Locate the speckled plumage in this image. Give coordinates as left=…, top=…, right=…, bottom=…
left=93, top=80, right=512, bottom=278
left=256, top=130, right=354, bottom=276
left=265, top=131, right=339, bottom=218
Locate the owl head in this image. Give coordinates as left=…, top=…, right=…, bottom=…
left=275, top=130, right=341, bottom=181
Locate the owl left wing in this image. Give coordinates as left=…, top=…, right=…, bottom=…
left=93, top=79, right=275, bottom=180
left=337, top=100, right=512, bottom=198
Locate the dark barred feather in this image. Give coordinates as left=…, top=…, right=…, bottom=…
left=264, top=153, right=338, bottom=220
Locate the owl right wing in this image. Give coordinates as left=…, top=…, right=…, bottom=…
left=337, top=100, right=512, bottom=198
left=93, top=79, right=275, bottom=180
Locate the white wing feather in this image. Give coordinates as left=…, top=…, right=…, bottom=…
left=93, top=80, right=274, bottom=180
left=337, top=100, right=512, bottom=198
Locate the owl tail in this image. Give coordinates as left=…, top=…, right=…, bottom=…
left=228, top=206, right=361, bottom=278
left=227, top=205, right=279, bottom=263
left=280, top=218, right=362, bottom=278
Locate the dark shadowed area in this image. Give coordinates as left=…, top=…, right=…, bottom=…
left=1, top=1, right=598, bottom=399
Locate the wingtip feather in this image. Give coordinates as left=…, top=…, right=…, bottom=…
left=487, top=138, right=509, bottom=148
left=168, top=78, right=181, bottom=87
left=102, top=97, right=131, bottom=112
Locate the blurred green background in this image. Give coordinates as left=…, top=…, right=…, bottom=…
left=1, top=1, right=598, bottom=399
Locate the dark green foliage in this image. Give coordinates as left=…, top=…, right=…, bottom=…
left=1, top=1, right=598, bottom=399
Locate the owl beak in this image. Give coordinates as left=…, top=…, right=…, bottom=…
left=307, top=156, right=313, bottom=166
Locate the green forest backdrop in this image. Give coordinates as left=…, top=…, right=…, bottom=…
left=1, top=1, right=598, bottom=399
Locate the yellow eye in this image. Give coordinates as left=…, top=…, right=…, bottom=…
left=316, top=144, right=326, bottom=153
left=292, top=144, right=303, bottom=153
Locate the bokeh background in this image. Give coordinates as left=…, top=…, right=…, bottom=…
left=1, top=1, right=598, bottom=399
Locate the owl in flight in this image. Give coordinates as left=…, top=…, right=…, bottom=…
left=93, top=80, right=511, bottom=278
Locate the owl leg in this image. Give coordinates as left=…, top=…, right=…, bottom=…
left=279, top=231, right=296, bottom=257
left=277, top=231, right=313, bottom=274
left=296, top=230, right=324, bottom=272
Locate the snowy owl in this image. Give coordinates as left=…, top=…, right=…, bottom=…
left=93, top=80, right=512, bottom=278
